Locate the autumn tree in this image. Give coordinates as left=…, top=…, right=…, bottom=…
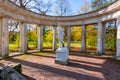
left=86, top=25, right=97, bottom=47
left=71, top=27, right=82, bottom=42
left=105, top=21, right=117, bottom=50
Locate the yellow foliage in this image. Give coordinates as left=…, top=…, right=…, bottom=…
left=45, top=30, right=53, bottom=42
left=71, top=26, right=82, bottom=42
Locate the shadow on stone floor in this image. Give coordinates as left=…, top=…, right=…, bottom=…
left=3, top=57, right=103, bottom=80
left=0, top=53, right=120, bottom=80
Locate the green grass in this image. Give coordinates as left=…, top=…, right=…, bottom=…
left=9, top=41, right=116, bottom=55
left=9, top=41, right=82, bottom=51
left=71, top=41, right=81, bottom=47
left=9, top=42, right=19, bottom=52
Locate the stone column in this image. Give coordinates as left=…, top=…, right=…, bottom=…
left=116, top=19, right=120, bottom=60
left=0, top=17, right=2, bottom=56
left=53, top=26, right=57, bottom=51
left=102, top=23, right=106, bottom=54
left=97, top=21, right=106, bottom=54
left=67, top=25, right=71, bottom=50
left=20, top=22, right=27, bottom=53
left=0, top=17, right=9, bottom=58
left=81, top=24, right=86, bottom=52
left=37, top=25, right=43, bottom=51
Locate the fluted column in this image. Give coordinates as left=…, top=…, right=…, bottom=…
left=97, top=21, right=105, bottom=54
left=116, top=19, right=120, bottom=60
left=67, top=25, right=71, bottom=50
left=53, top=26, right=57, bottom=51
left=37, top=25, right=43, bottom=51
left=81, top=24, right=86, bottom=52
left=0, top=17, right=9, bottom=58
left=20, top=22, right=27, bottom=53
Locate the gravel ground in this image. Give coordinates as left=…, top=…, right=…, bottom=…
left=0, top=52, right=120, bottom=80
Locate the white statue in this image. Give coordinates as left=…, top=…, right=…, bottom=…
left=117, top=19, right=120, bottom=26
left=57, top=25, right=65, bottom=47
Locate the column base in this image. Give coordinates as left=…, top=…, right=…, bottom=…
left=2, top=53, right=9, bottom=58
left=116, top=56, right=120, bottom=60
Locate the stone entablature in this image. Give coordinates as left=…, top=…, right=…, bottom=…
left=0, top=0, right=120, bottom=25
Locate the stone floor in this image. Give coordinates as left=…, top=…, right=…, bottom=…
left=0, top=52, right=120, bottom=80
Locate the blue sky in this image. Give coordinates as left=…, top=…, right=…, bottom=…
left=35, top=0, right=93, bottom=15
left=69, top=0, right=92, bottom=14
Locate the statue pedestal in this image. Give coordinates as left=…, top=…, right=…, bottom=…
left=55, top=47, right=69, bottom=65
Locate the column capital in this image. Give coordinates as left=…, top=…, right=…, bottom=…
left=82, top=24, right=86, bottom=27
left=97, top=18, right=102, bottom=22
left=68, top=25, right=71, bottom=27
left=53, top=25, right=57, bottom=27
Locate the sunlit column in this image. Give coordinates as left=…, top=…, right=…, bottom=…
left=67, top=25, right=71, bottom=50
left=0, top=17, right=2, bottom=56
left=81, top=24, right=86, bottom=52
left=97, top=21, right=105, bottom=54
left=116, top=19, right=120, bottom=60
left=53, top=26, right=57, bottom=51
left=102, top=23, right=106, bottom=54
left=0, top=17, right=9, bottom=58
left=20, top=22, right=27, bottom=53
left=37, top=25, right=43, bottom=51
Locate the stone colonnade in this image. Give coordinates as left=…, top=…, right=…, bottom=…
left=0, top=16, right=120, bottom=60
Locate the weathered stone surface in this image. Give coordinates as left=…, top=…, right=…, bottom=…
left=0, top=0, right=120, bottom=25
left=0, top=66, right=27, bottom=80
left=9, top=63, right=22, bottom=74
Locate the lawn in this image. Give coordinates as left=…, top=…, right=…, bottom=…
left=9, top=41, right=116, bottom=54
left=9, top=41, right=82, bottom=51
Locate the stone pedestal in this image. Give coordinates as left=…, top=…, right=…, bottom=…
left=55, top=47, right=69, bottom=65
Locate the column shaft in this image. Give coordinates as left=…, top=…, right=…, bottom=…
left=37, top=25, right=43, bottom=51
left=0, top=17, right=9, bottom=58
left=53, top=26, right=57, bottom=51
left=81, top=25, right=86, bottom=52
left=67, top=25, right=71, bottom=50
left=97, top=21, right=105, bottom=54
left=116, top=19, right=120, bottom=60
left=20, top=22, right=27, bottom=53
left=0, top=17, right=2, bottom=56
